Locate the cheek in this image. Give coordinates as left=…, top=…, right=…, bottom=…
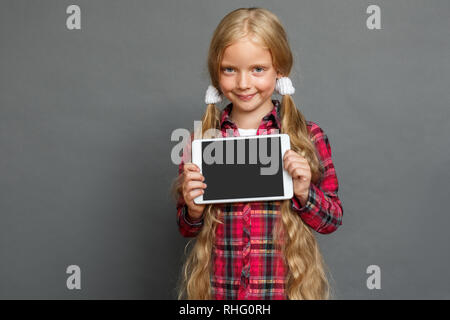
left=255, top=77, right=276, bottom=93
left=219, top=77, right=233, bottom=92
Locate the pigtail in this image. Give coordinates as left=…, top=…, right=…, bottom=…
left=178, top=204, right=222, bottom=299
left=272, top=93, right=331, bottom=299
left=177, top=102, right=223, bottom=300
left=198, top=103, right=221, bottom=139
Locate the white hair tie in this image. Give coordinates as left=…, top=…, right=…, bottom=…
left=275, top=77, right=295, bottom=95
left=205, top=85, right=223, bottom=104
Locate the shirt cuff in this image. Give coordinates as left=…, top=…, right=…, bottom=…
left=182, top=205, right=204, bottom=226
left=291, top=186, right=315, bottom=214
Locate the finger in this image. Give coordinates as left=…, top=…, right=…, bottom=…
left=284, top=149, right=307, bottom=161
left=184, top=165, right=200, bottom=174
left=284, top=153, right=297, bottom=165
left=284, top=155, right=301, bottom=165
left=288, top=160, right=309, bottom=171
left=287, top=161, right=300, bottom=172
left=290, top=165, right=310, bottom=181
left=184, top=163, right=200, bottom=172
left=284, top=155, right=295, bottom=170
left=288, top=152, right=307, bottom=161
left=284, top=157, right=294, bottom=171
left=187, top=189, right=205, bottom=203
left=284, top=156, right=305, bottom=171
left=185, top=171, right=205, bottom=182
left=284, top=152, right=304, bottom=163
left=185, top=181, right=207, bottom=192
left=293, top=168, right=309, bottom=180
left=292, top=167, right=302, bottom=179
left=287, top=162, right=304, bottom=176
left=283, top=150, right=295, bottom=161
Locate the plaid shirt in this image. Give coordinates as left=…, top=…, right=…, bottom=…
left=176, top=99, right=343, bottom=299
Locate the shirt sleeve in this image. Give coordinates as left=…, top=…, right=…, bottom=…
left=176, top=133, right=205, bottom=237
left=291, top=122, right=343, bottom=234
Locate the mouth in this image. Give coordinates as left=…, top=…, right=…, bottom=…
left=236, top=93, right=256, bottom=101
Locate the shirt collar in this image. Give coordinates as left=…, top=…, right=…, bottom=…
left=220, top=99, right=281, bottom=130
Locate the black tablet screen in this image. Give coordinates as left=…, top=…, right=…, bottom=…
left=201, top=136, right=284, bottom=201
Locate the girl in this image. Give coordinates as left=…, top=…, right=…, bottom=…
left=172, top=7, right=343, bottom=300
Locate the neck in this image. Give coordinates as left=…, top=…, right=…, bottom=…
left=230, top=100, right=274, bottom=129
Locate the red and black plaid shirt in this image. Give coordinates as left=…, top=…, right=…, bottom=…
left=176, top=99, right=343, bottom=299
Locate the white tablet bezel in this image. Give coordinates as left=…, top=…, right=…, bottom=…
left=192, top=133, right=293, bottom=204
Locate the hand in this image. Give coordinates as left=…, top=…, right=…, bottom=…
left=182, top=163, right=207, bottom=220
left=283, top=149, right=311, bottom=204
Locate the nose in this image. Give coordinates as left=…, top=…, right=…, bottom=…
left=237, top=72, right=251, bottom=90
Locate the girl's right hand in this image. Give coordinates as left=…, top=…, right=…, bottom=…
left=182, top=163, right=207, bottom=221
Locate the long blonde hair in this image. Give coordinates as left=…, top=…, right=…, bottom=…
left=172, top=7, right=332, bottom=300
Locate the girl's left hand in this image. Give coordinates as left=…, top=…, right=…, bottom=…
left=283, top=149, right=311, bottom=203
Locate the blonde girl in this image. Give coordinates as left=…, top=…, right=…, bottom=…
left=172, top=7, right=343, bottom=300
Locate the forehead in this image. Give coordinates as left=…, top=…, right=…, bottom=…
left=221, top=38, right=273, bottom=66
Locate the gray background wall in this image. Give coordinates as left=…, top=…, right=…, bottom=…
left=1, top=0, right=449, bottom=299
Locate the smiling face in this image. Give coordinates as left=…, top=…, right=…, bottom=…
left=218, top=36, right=282, bottom=126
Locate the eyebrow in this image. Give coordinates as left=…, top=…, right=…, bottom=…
left=220, top=63, right=270, bottom=68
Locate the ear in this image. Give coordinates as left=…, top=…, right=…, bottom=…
left=276, top=70, right=284, bottom=79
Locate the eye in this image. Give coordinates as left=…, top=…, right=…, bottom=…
left=223, top=67, right=234, bottom=73
left=254, top=67, right=265, bottom=73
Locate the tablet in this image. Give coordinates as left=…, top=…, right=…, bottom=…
left=192, top=133, right=293, bottom=204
